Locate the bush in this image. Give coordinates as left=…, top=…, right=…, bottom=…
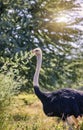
left=0, top=73, right=20, bottom=129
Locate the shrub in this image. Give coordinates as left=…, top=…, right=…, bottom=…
left=0, top=73, right=20, bottom=129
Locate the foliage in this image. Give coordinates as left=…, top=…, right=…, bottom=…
left=0, top=73, right=21, bottom=129
left=0, top=0, right=83, bottom=91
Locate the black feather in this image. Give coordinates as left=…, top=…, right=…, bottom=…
left=34, top=86, right=83, bottom=121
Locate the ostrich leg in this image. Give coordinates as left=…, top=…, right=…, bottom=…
left=66, top=116, right=80, bottom=130
left=66, top=119, right=73, bottom=130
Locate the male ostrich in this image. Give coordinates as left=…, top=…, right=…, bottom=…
left=32, top=48, right=83, bottom=129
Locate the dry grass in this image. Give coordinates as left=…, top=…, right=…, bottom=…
left=1, top=93, right=83, bottom=130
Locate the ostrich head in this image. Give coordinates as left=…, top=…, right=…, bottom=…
left=32, top=48, right=42, bottom=56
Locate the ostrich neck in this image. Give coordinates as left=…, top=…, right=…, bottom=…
left=33, top=54, right=42, bottom=86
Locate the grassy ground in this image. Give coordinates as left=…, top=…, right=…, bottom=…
left=1, top=93, right=83, bottom=130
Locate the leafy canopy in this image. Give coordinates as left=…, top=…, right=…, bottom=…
left=0, top=0, right=83, bottom=91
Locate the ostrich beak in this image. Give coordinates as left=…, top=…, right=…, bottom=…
left=32, top=50, right=35, bottom=54
left=28, top=50, right=35, bottom=59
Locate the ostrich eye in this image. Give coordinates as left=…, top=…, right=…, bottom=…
left=36, top=50, right=39, bottom=52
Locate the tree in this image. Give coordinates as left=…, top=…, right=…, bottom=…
left=0, top=0, right=83, bottom=92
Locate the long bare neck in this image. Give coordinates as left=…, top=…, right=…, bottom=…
left=33, top=54, right=42, bottom=86
left=33, top=52, right=48, bottom=103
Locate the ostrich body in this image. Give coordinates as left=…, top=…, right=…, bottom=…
left=32, top=48, right=83, bottom=128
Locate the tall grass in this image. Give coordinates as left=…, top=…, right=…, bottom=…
left=2, top=92, right=83, bottom=130
left=3, top=93, right=66, bottom=130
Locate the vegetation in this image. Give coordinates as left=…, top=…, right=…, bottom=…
left=0, top=72, right=21, bottom=127
left=0, top=0, right=83, bottom=91
left=1, top=93, right=83, bottom=130
left=0, top=0, right=83, bottom=129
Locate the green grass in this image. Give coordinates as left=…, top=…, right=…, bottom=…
left=1, top=93, right=83, bottom=130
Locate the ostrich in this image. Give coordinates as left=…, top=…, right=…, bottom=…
left=32, top=48, right=83, bottom=129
